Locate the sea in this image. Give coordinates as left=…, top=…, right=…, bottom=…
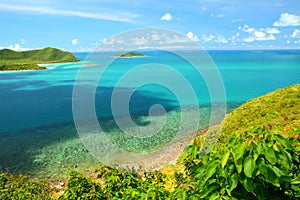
left=0, top=50, right=299, bottom=179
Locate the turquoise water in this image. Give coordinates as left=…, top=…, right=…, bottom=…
left=0, top=50, right=299, bottom=178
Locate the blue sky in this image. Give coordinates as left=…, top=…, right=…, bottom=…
left=0, top=0, right=300, bottom=51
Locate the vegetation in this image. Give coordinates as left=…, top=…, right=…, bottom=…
left=0, top=84, right=299, bottom=199
left=0, top=47, right=79, bottom=71
left=0, top=172, right=52, bottom=199
left=115, top=51, right=145, bottom=58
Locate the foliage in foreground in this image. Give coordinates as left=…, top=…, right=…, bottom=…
left=182, top=126, right=300, bottom=199
left=0, top=172, right=52, bottom=200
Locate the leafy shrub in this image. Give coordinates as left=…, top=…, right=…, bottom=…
left=0, top=172, right=52, bottom=200
left=60, top=167, right=170, bottom=199
left=181, top=126, right=300, bottom=199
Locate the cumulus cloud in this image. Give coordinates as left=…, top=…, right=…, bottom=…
left=160, top=13, right=172, bottom=21
left=165, top=35, right=190, bottom=44
left=201, top=34, right=215, bottom=42
left=215, top=35, right=228, bottom=43
left=243, top=37, right=255, bottom=43
left=273, top=13, right=300, bottom=27
left=186, top=31, right=200, bottom=41
left=199, top=33, right=229, bottom=44
left=231, top=32, right=240, bottom=41
left=8, top=44, right=21, bottom=50
left=102, top=37, right=124, bottom=45
left=6, top=43, right=30, bottom=51
left=72, top=38, right=78, bottom=45
left=292, top=29, right=300, bottom=38
left=240, top=25, right=255, bottom=33
left=131, top=36, right=148, bottom=45
left=265, top=28, right=280, bottom=34
left=240, top=25, right=280, bottom=42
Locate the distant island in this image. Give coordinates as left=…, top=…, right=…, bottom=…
left=0, top=47, right=79, bottom=71
left=115, top=51, right=145, bottom=58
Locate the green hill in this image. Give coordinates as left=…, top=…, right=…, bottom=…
left=0, top=84, right=299, bottom=199
left=115, top=51, right=145, bottom=58
left=0, top=47, right=79, bottom=71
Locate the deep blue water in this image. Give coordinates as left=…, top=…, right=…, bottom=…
left=0, top=50, right=299, bottom=134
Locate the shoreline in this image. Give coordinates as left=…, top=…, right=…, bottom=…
left=0, top=61, right=81, bottom=73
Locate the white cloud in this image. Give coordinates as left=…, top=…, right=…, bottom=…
left=72, top=38, right=78, bottom=45
left=241, top=25, right=255, bottom=33
left=102, top=37, right=124, bottom=45
left=241, top=25, right=279, bottom=42
left=273, top=13, right=300, bottom=27
left=210, top=13, right=225, bottom=18
left=0, top=3, right=137, bottom=22
left=165, top=35, right=190, bottom=44
left=292, top=29, right=300, bottom=38
left=131, top=37, right=148, bottom=45
left=264, top=28, right=280, bottom=34
left=151, top=34, right=160, bottom=41
left=215, top=35, right=228, bottom=43
left=201, top=34, right=215, bottom=42
left=232, top=19, right=242, bottom=23
left=186, top=31, right=200, bottom=41
left=253, top=31, right=266, bottom=38
left=160, top=13, right=172, bottom=21
left=231, top=32, right=240, bottom=41
left=7, top=43, right=29, bottom=51
left=243, top=37, right=255, bottom=42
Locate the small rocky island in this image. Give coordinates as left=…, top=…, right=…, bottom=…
left=115, top=51, right=145, bottom=58
left=0, top=47, right=79, bottom=71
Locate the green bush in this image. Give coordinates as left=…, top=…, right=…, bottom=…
left=0, top=173, right=52, bottom=200
left=60, top=167, right=170, bottom=199
left=181, top=126, right=300, bottom=199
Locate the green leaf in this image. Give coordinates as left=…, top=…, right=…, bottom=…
left=235, top=158, right=243, bottom=173
left=233, top=143, right=245, bottom=162
left=238, top=174, right=254, bottom=193
left=182, top=190, right=187, bottom=200
left=201, top=160, right=219, bottom=185
left=208, top=192, right=220, bottom=200
left=259, top=165, right=280, bottom=187
left=276, top=151, right=291, bottom=170
left=253, top=144, right=262, bottom=161
left=228, top=135, right=237, bottom=145
left=272, top=166, right=285, bottom=178
left=221, top=151, right=230, bottom=169
left=263, top=144, right=277, bottom=165
left=192, top=146, right=199, bottom=159
left=228, top=174, right=238, bottom=194
left=274, top=134, right=293, bottom=149
left=243, top=157, right=256, bottom=178
left=291, top=177, right=300, bottom=185
left=195, top=166, right=206, bottom=179
left=199, top=182, right=219, bottom=198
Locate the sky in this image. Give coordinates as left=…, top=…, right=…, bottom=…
left=0, top=0, right=300, bottom=51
